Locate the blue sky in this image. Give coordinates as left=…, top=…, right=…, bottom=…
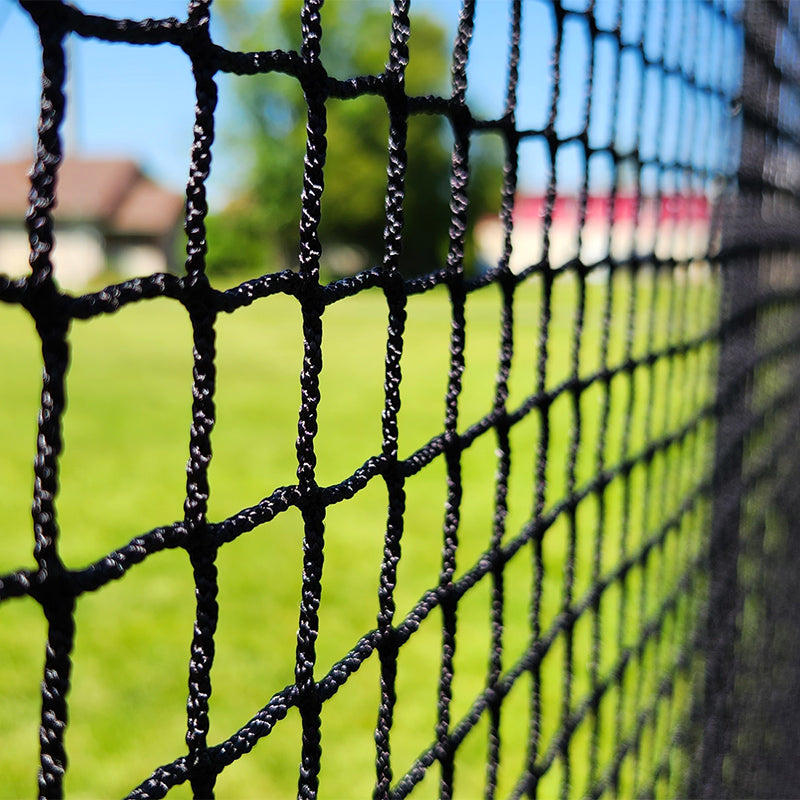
left=0, top=0, right=741, bottom=203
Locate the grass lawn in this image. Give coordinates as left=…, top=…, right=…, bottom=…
left=0, top=265, right=718, bottom=798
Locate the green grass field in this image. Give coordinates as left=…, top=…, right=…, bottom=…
left=0, top=266, right=719, bottom=798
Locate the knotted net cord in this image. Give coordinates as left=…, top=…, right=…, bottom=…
left=2, top=0, right=800, bottom=797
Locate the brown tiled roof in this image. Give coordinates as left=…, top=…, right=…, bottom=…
left=0, top=157, right=183, bottom=237
left=109, top=172, right=185, bottom=235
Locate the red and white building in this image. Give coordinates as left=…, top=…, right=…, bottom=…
left=475, top=193, right=714, bottom=275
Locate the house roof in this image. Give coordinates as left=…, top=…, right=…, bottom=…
left=0, top=157, right=184, bottom=237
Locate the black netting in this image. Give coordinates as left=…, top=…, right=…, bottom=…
left=1, top=0, right=799, bottom=797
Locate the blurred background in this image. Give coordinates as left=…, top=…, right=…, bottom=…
left=0, top=1, right=748, bottom=797
left=0, top=0, right=732, bottom=287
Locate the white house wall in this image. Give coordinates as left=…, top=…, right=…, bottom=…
left=110, top=242, right=168, bottom=278
left=0, top=225, right=105, bottom=290
left=0, top=226, right=172, bottom=289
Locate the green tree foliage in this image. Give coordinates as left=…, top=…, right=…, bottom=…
left=207, top=0, right=502, bottom=279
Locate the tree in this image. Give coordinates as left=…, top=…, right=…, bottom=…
left=207, top=0, right=501, bottom=278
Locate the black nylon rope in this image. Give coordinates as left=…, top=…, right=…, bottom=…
left=374, top=3, right=411, bottom=797
left=2, top=0, right=800, bottom=798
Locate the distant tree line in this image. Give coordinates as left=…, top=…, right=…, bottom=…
left=206, top=0, right=501, bottom=279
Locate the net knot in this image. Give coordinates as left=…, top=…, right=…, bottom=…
left=188, top=747, right=217, bottom=797
left=20, top=0, right=70, bottom=35
left=447, top=101, right=474, bottom=135
left=181, top=272, right=213, bottom=314
left=299, top=60, right=329, bottom=103
left=297, top=276, right=325, bottom=312
left=30, top=562, right=76, bottom=612
left=24, top=277, right=68, bottom=331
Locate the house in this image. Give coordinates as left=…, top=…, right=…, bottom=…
left=0, top=157, right=184, bottom=290
left=475, top=193, right=713, bottom=276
